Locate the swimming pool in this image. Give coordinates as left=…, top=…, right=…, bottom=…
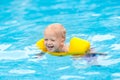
left=0, top=0, right=120, bottom=80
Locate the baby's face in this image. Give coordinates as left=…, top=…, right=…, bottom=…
left=44, top=31, right=62, bottom=52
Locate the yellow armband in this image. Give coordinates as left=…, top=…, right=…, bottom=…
left=36, top=37, right=90, bottom=56
left=68, top=37, right=90, bottom=55
left=36, top=38, right=47, bottom=52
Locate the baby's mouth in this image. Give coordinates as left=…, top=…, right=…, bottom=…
left=47, top=45, right=54, bottom=50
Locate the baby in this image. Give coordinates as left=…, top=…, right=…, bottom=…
left=44, top=23, right=68, bottom=53
left=36, top=23, right=106, bottom=57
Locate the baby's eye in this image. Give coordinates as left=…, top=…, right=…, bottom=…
left=51, top=39, right=55, bottom=41
left=44, top=39, right=48, bottom=41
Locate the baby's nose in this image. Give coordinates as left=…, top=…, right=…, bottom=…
left=47, top=40, right=52, bottom=44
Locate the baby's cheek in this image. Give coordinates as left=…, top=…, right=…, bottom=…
left=44, top=43, right=47, bottom=46
left=53, top=42, right=57, bottom=46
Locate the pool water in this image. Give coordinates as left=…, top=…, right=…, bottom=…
left=0, top=0, right=120, bottom=80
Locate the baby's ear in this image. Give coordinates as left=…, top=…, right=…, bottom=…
left=61, top=38, right=65, bottom=42
left=60, top=38, right=65, bottom=47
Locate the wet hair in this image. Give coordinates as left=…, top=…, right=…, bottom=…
left=44, top=23, right=66, bottom=39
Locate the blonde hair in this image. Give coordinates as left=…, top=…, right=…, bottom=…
left=44, top=23, right=66, bottom=39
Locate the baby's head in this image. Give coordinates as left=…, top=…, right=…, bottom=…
left=44, top=23, right=66, bottom=52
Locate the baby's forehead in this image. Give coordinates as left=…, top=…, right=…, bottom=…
left=44, top=31, right=64, bottom=39
left=44, top=23, right=66, bottom=39
left=44, top=31, right=61, bottom=38
left=44, top=33, right=63, bottom=40
left=45, top=26, right=63, bottom=34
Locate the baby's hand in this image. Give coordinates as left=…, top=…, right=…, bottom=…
left=34, top=52, right=45, bottom=59
left=34, top=53, right=42, bottom=58
left=86, top=48, right=107, bottom=56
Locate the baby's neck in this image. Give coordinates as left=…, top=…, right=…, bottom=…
left=59, top=44, right=68, bottom=52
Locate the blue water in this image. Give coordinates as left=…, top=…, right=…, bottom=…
left=0, top=0, right=120, bottom=80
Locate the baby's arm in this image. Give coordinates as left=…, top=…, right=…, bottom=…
left=86, top=48, right=107, bottom=56
left=35, top=38, right=47, bottom=58
left=34, top=52, right=45, bottom=58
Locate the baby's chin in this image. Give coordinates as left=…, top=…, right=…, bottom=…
left=47, top=48, right=60, bottom=53
left=47, top=48, right=55, bottom=52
